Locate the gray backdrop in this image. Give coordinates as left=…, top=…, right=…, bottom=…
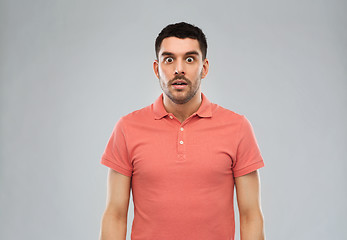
left=1, top=0, right=346, bottom=239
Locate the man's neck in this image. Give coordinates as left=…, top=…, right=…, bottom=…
left=162, top=91, right=202, bottom=123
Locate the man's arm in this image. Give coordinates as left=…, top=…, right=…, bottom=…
left=235, top=170, right=265, bottom=240
left=99, top=169, right=132, bottom=240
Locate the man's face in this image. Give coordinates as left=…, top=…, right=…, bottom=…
left=153, top=37, right=209, bottom=104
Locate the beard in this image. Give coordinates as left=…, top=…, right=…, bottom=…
left=159, top=70, right=203, bottom=105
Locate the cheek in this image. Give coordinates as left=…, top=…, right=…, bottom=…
left=159, top=65, right=172, bottom=78
left=191, top=65, right=203, bottom=76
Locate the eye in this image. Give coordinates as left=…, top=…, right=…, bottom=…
left=165, top=57, right=174, bottom=63
left=186, top=57, right=194, bottom=63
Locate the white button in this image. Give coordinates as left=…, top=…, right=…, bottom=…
left=169, top=115, right=173, bottom=119
left=179, top=140, right=184, bottom=144
left=180, top=127, right=184, bottom=131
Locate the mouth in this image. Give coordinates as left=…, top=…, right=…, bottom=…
left=172, top=84, right=187, bottom=90
left=172, top=79, right=188, bottom=85
left=172, top=82, right=187, bottom=86
left=170, top=78, right=189, bottom=90
left=171, top=80, right=188, bottom=90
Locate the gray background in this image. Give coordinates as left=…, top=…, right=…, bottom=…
left=1, top=0, right=346, bottom=239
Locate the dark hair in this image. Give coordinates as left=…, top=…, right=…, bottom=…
left=155, top=22, right=207, bottom=60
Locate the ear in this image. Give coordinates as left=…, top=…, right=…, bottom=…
left=201, top=58, right=209, bottom=79
left=153, top=59, right=160, bottom=79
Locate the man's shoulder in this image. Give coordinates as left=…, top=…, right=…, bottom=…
left=119, top=102, right=154, bottom=124
left=213, top=102, right=245, bottom=122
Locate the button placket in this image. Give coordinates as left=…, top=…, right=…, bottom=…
left=177, top=124, right=185, bottom=156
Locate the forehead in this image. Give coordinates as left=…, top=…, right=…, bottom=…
left=159, top=37, right=201, bottom=56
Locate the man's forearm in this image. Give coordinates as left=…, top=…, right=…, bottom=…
left=99, top=212, right=127, bottom=240
left=240, top=213, right=265, bottom=240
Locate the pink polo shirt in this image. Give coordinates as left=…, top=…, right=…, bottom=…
left=101, top=92, right=264, bottom=240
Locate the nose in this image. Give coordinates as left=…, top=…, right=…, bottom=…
left=174, top=59, right=185, bottom=75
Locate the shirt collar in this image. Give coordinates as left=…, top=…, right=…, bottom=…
left=153, top=92, right=212, bottom=120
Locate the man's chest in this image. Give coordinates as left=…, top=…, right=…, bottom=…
left=126, top=120, right=239, bottom=186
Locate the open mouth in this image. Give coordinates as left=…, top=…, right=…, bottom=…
left=172, top=82, right=187, bottom=85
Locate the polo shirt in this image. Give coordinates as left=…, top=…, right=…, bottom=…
left=101, top=92, right=264, bottom=240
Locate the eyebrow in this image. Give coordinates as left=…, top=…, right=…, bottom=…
left=185, top=51, right=200, bottom=56
left=160, top=51, right=200, bottom=57
left=161, top=52, right=174, bottom=56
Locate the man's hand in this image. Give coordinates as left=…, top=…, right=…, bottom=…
left=235, top=170, right=265, bottom=240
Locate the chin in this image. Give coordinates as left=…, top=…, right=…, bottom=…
left=171, top=93, right=194, bottom=104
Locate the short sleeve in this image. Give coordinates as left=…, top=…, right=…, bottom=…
left=100, top=117, right=133, bottom=177
left=232, top=116, right=264, bottom=177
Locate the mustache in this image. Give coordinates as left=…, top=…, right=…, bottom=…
left=170, top=74, right=190, bottom=84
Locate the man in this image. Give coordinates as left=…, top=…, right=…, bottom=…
left=99, top=22, right=265, bottom=240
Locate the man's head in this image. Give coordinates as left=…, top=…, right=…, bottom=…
left=155, top=22, right=207, bottom=60
left=153, top=22, right=209, bottom=105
